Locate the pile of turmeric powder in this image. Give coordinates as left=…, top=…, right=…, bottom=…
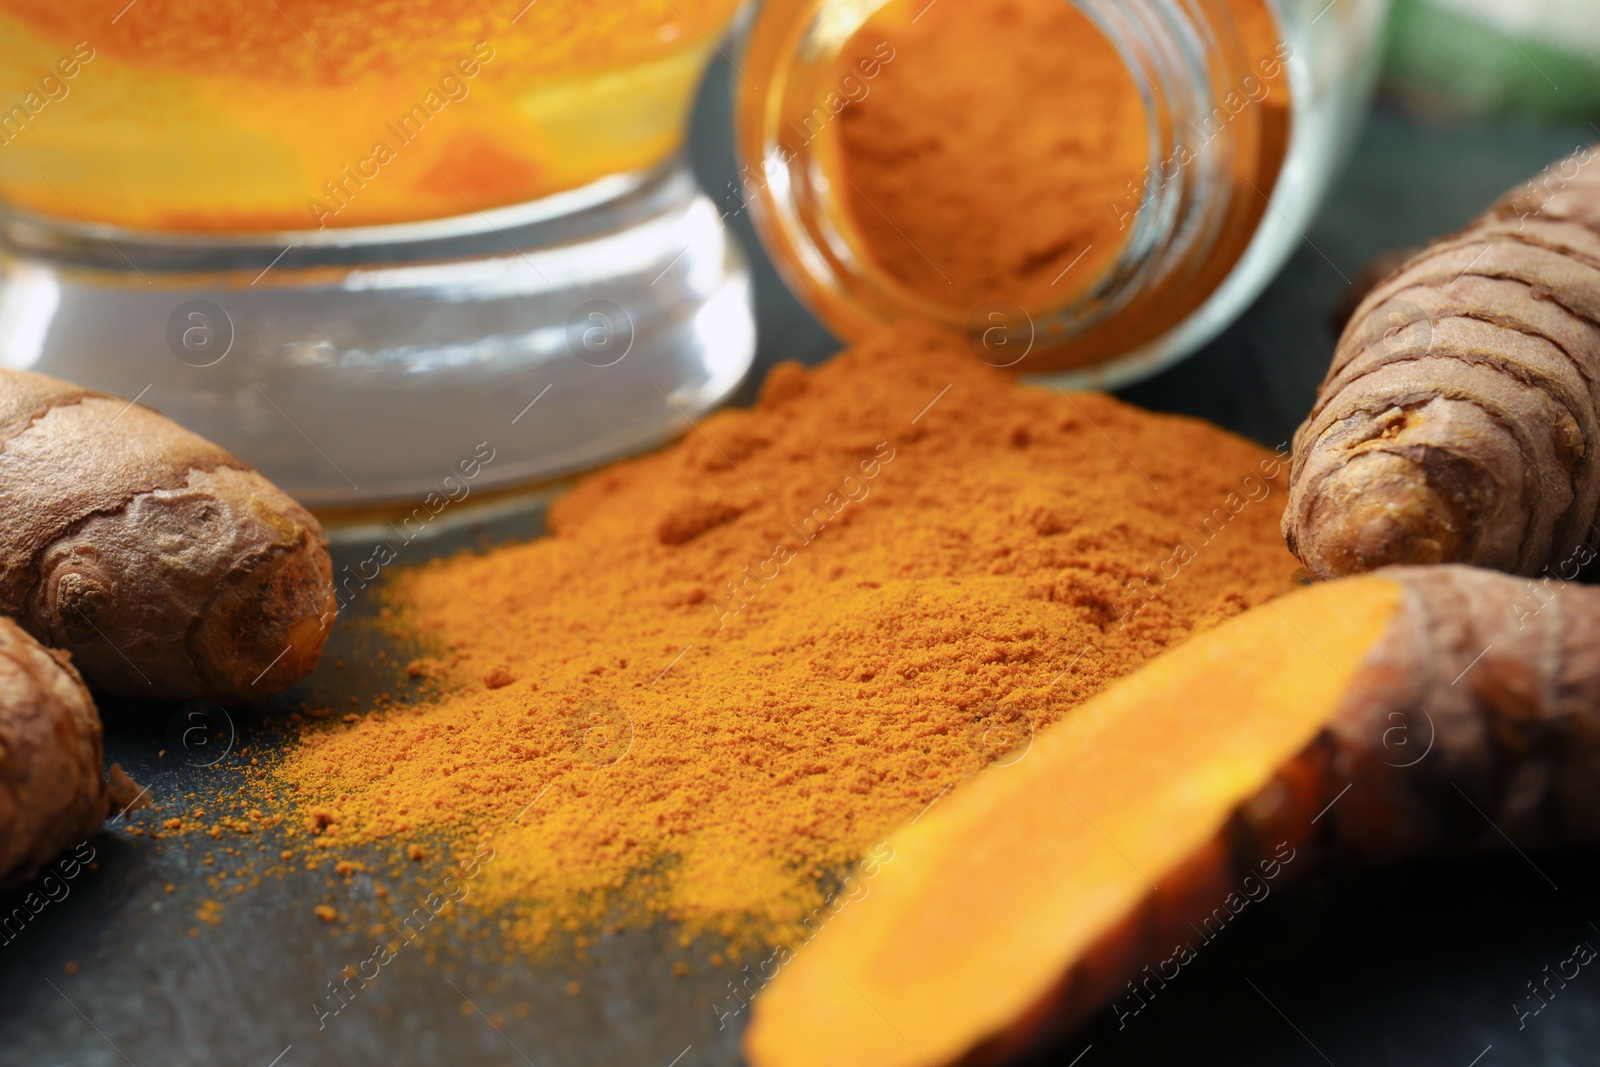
left=276, top=323, right=1299, bottom=948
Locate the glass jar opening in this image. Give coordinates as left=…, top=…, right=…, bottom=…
left=737, top=0, right=1298, bottom=378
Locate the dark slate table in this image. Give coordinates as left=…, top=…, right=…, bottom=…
left=3, top=61, right=1597, bottom=1067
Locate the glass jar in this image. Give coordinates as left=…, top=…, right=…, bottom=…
left=735, top=0, right=1390, bottom=387
left=0, top=0, right=756, bottom=506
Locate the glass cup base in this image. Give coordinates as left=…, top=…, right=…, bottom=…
left=0, top=159, right=755, bottom=508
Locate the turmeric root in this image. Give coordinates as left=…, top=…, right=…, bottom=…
left=745, top=565, right=1600, bottom=1067
left=0, top=618, right=109, bottom=888
left=0, top=370, right=336, bottom=703
left=1284, top=145, right=1600, bottom=579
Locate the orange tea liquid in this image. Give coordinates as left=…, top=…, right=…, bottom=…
left=0, top=0, right=744, bottom=231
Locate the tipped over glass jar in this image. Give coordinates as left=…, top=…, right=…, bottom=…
left=736, top=0, right=1389, bottom=386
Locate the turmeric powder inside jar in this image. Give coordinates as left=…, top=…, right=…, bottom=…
left=813, top=0, right=1292, bottom=372
left=276, top=323, right=1300, bottom=949
left=831, top=0, right=1147, bottom=310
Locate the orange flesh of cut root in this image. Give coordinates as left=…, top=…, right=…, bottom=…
left=744, top=576, right=1405, bottom=1067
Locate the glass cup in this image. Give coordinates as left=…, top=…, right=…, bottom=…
left=0, top=1, right=756, bottom=506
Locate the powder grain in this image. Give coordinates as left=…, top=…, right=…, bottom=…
left=277, top=324, right=1300, bottom=947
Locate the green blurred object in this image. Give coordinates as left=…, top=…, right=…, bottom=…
left=1384, top=0, right=1600, bottom=119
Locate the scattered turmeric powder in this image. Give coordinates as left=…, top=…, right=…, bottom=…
left=276, top=323, right=1300, bottom=947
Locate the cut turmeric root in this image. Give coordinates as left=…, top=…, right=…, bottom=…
left=744, top=565, right=1600, bottom=1067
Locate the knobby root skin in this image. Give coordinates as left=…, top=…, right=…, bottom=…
left=744, top=565, right=1600, bottom=1067
left=0, top=369, right=337, bottom=704
left=1284, top=144, right=1600, bottom=579
left=0, top=618, right=107, bottom=890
